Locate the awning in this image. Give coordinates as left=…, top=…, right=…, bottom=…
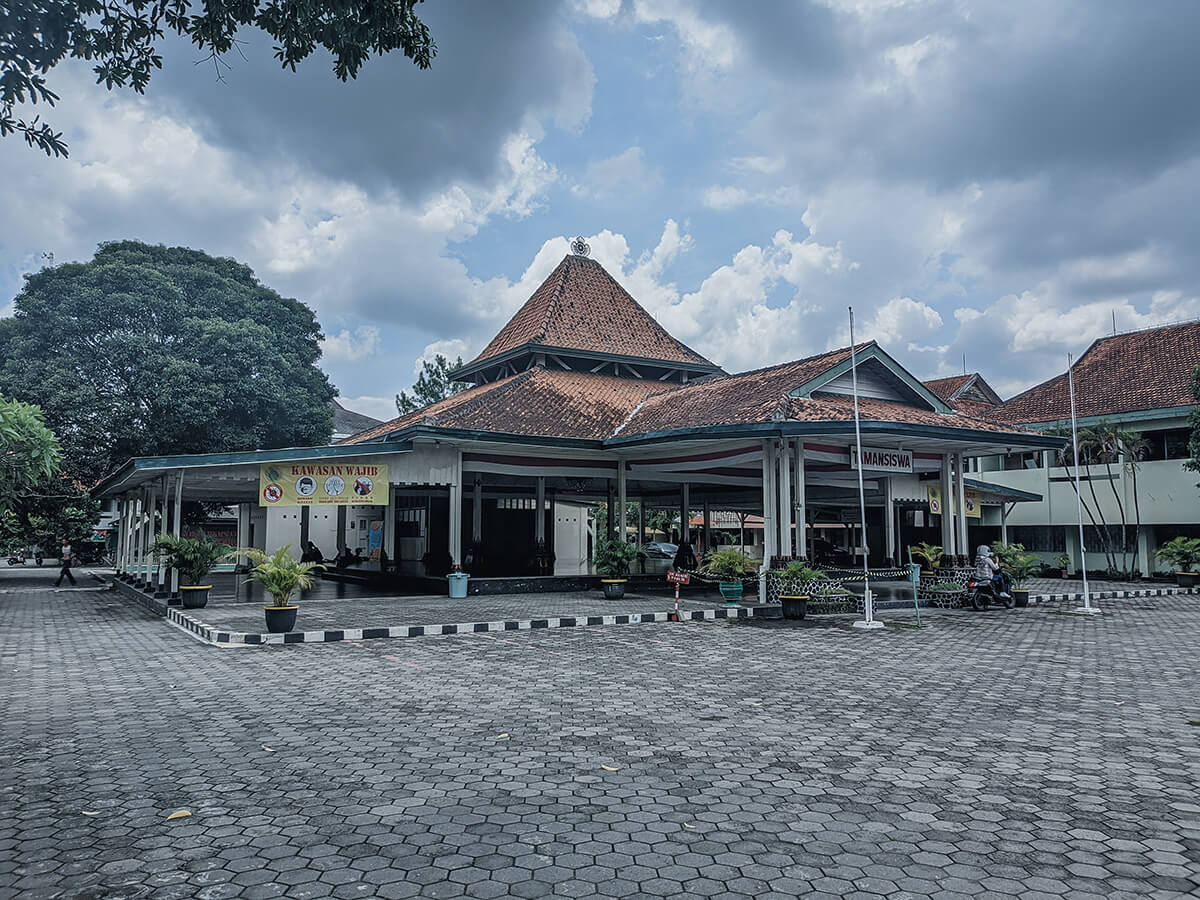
left=963, top=477, right=1043, bottom=503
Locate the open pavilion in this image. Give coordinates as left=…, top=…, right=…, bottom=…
left=94, top=245, right=1058, bottom=601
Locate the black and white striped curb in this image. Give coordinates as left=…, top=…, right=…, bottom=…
left=1031, top=587, right=1192, bottom=604
left=167, top=604, right=770, bottom=646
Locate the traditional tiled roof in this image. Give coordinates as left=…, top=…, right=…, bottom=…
left=467, top=254, right=714, bottom=370
left=330, top=399, right=382, bottom=441
left=342, top=368, right=677, bottom=444
left=923, top=374, right=973, bottom=402
left=990, top=320, right=1200, bottom=424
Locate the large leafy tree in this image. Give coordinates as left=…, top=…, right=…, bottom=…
left=0, top=240, right=336, bottom=485
left=3, top=0, right=436, bottom=157
left=395, top=353, right=467, bottom=415
left=1186, top=364, right=1200, bottom=487
left=0, top=394, right=62, bottom=513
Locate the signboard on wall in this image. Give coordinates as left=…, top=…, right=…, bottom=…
left=927, top=485, right=981, bottom=518
left=850, top=446, right=913, bottom=473
left=259, top=463, right=390, bottom=506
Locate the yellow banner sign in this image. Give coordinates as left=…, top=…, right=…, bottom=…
left=927, top=485, right=981, bottom=518
left=259, top=463, right=389, bottom=506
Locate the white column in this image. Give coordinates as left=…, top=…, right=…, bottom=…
left=536, top=476, right=547, bottom=543
left=154, top=482, right=167, bottom=594
left=955, top=453, right=968, bottom=559
left=794, top=442, right=807, bottom=559
left=117, top=497, right=130, bottom=574
left=680, top=483, right=689, bottom=546
left=472, top=477, right=483, bottom=544
left=759, top=440, right=775, bottom=602
left=777, top=439, right=793, bottom=558
left=170, top=471, right=183, bottom=595
left=448, top=449, right=463, bottom=566
left=1000, top=502, right=1009, bottom=545
left=884, top=476, right=896, bottom=565
left=701, top=499, right=711, bottom=554
left=615, top=465, right=626, bottom=543
left=940, top=455, right=955, bottom=559
left=132, top=491, right=145, bottom=584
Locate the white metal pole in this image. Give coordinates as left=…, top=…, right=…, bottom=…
left=759, top=442, right=773, bottom=603
left=1068, top=353, right=1096, bottom=613
left=848, top=308, right=882, bottom=630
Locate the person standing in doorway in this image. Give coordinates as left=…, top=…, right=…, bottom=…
left=55, top=540, right=77, bottom=587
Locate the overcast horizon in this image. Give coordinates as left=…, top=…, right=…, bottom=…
left=4, top=0, right=1200, bottom=422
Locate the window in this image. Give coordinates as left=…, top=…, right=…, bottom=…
left=1003, top=451, right=1044, bottom=470
left=1140, top=427, right=1193, bottom=461
left=1009, top=526, right=1066, bottom=552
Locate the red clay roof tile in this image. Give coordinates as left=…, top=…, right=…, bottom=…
left=990, top=320, right=1200, bottom=424
left=469, top=254, right=713, bottom=369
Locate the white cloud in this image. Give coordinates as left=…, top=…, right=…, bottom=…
left=322, top=326, right=381, bottom=362
left=414, top=339, right=472, bottom=375
left=730, top=155, right=785, bottom=174
left=855, top=296, right=944, bottom=344
left=573, top=146, right=660, bottom=198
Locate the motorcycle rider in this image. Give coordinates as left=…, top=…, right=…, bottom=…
left=975, top=545, right=1011, bottom=599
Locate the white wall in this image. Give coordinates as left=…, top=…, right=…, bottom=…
left=554, top=502, right=589, bottom=575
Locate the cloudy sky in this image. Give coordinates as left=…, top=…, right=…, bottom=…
left=4, top=0, right=1200, bottom=420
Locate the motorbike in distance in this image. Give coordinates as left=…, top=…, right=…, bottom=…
left=966, top=570, right=1014, bottom=611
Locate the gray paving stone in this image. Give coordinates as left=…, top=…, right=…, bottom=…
left=1, top=571, right=1198, bottom=899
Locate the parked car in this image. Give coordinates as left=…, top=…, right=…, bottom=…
left=810, top=538, right=855, bottom=567
left=641, top=542, right=678, bottom=559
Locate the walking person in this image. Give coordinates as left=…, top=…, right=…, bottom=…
left=55, top=539, right=77, bottom=587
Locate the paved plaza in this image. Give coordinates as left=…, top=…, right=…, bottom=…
left=2, top=567, right=1199, bottom=899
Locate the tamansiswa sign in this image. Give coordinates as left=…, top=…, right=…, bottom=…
left=259, top=463, right=389, bottom=506
left=850, top=446, right=913, bottom=474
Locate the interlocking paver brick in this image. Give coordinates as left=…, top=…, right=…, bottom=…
left=2, top=570, right=1199, bottom=899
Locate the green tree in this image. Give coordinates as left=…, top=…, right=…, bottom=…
left=395, top=354, right=467, bottom=415
left=0, top=240, right=336, bottom=485
left=14, top=475, right=100, bottom=558
left=3, top=0, right=436, bottom=157
left=0, top=394, right=62, bottom=513
left=1186, top=364, right=1200, bottom=487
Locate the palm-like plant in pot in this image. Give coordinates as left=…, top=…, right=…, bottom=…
left=770, top=561, right=828, bottom=619
left=999, top=549, right=1040, bottom=608
left=910, top=542, right=943, bottom=574
left=594, top=538, right=644, bottom=599
left=702, top=548, right=758, bottom=606
left=1156, top=537, right=1200, bottom=588
left=152, top=534, right=228, bottom=608
left=230, top=545, right=324, bottom=632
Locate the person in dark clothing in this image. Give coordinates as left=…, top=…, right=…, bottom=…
left=301, top=541, right=324, bottom=563
left=55, top=541, right=77, bottom=586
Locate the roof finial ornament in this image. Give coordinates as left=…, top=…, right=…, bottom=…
left=570, top=236, right=590, bottom=258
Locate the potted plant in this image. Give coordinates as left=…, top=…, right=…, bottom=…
left=1156, top=537, right=1200, bottom=588
left=152, top=534, right=228, bottom=608
left=593, top=538, right=644, bottom=599
left=702, top=548, right=758, bottom=606
left=1002, top=550, right=1040, bottom=608
left=1054, top=553, right=1071, bottom=578
left=910, top=542, right=943, bottom=575
left=229, top=545, right=324, bottom=632
left=770, top=561, right=828, bottom=619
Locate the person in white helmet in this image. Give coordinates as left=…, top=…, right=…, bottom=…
left=975, top=545, right=1010, bottom=598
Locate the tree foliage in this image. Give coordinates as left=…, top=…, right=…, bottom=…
left=2, top=0, right=437, bottom=157
left=0, top=240, right=336, bottom=485
left=0, top=394, right=63, bottom=513
left=395, top=353, right=467, bottom=415
left=1186, top=364, right=1200, bottom=487
left=2, top=474, right=99, bottom=555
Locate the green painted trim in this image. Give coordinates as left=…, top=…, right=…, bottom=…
left=603, top=419, right=1066, bottom=449
left=1014, top=405, right=1196, bottom=430
left=363, top=424, right=605, bottom=451
left=963, top=477, right=1043, bottom=502
left=787, top=343, right=956, bottom=415
left=453, top=342, right=722, bottom=382
left=94, top=441, right=413, bottom=496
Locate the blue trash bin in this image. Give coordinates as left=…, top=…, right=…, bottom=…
left=447, top=571, right=469, bottom=599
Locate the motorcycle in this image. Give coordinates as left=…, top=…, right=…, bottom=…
left=6, top=551, right=43, bottom=567
left=966, top=571, right=1014, bottom=611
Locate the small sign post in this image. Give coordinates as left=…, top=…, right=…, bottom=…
left=667, top=569, right=690, bottom=621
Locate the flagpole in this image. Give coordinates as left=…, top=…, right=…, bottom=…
left=1067, top=352, right=1097, bottom=614
left=849, top=307, right=882, bottom=630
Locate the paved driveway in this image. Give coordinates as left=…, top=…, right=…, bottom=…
left=2, top=570, right=1198, bottom=899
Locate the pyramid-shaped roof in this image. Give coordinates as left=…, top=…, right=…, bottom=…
left=455, top=253, right=718, bottom=383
